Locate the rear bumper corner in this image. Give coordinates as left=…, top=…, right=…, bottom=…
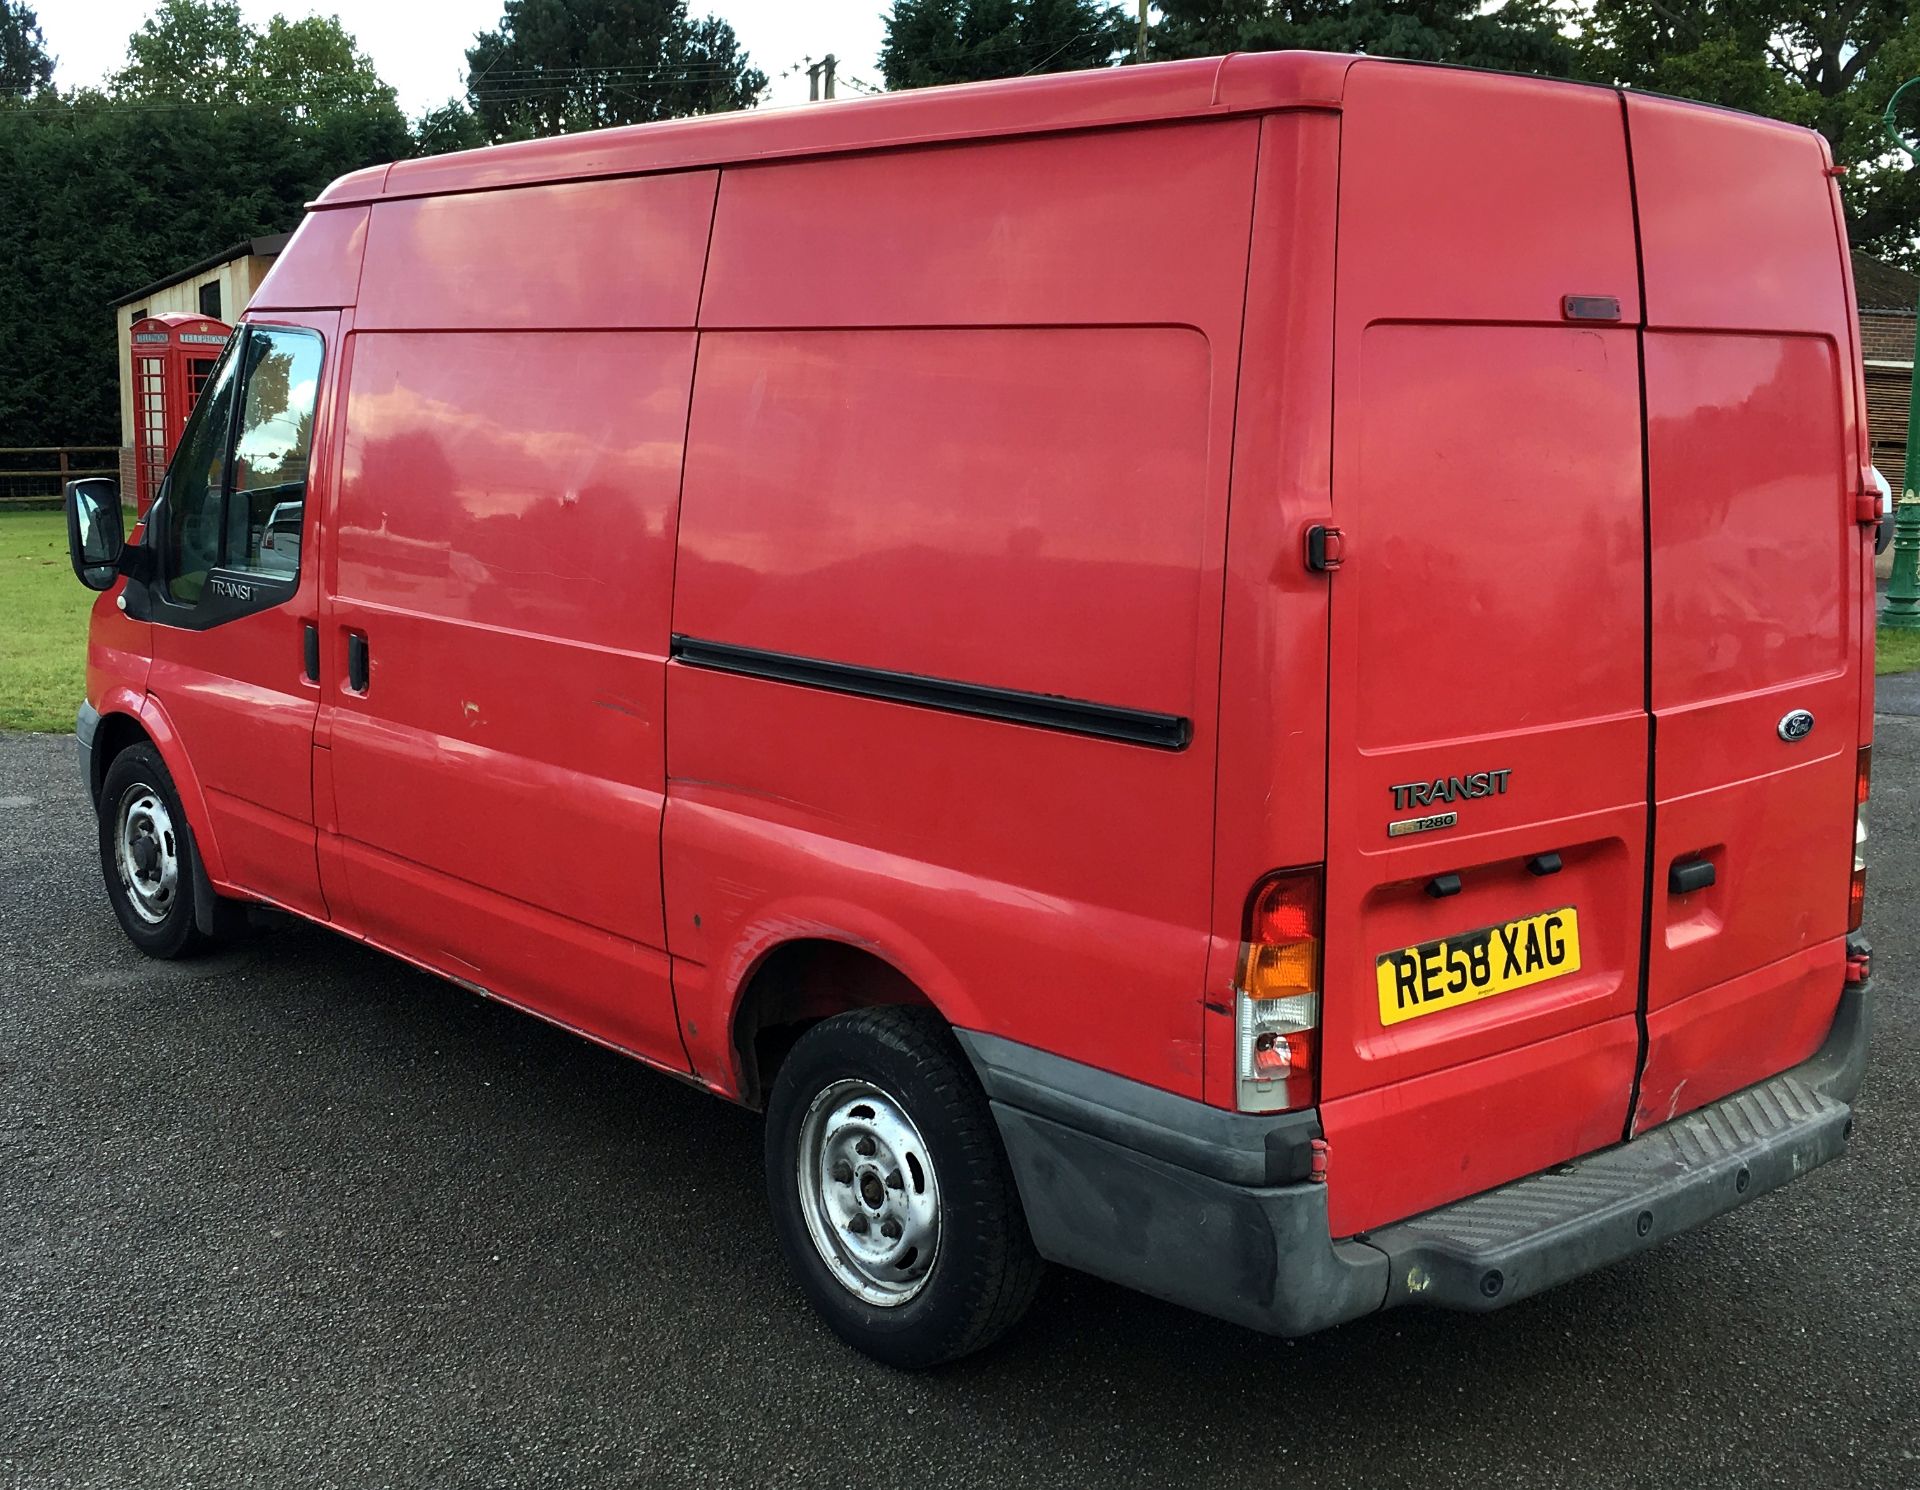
left=962, top=979, right=1872, bottom=1336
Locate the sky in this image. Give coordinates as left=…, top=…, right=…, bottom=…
left=32, top=0, right=894, bottom=114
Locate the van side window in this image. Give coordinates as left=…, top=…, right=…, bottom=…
left=163, top=325, right=323, bottom=604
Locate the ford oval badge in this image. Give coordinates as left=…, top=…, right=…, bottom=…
left=1778, top=709, right=1815, bottom=743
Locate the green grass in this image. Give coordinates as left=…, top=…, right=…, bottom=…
left=1877, top=624, right=1920, bottom=676
left=0, top=507, right=95, bottom=732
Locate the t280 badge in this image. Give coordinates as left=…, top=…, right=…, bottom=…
left=1386, top=768, right=1511, bottom=837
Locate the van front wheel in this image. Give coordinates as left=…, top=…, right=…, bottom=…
left=97, top=744, right=212, bottom=959
left=764, top=1006, right=1042, bottom=1368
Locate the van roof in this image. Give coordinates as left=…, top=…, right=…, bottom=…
left=314, top=51, right=1356, bottom=206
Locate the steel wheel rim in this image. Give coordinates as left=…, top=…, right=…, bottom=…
left=795, top=1078, right=942, bottom=1307
left=114, top=785, right=179, bottom=925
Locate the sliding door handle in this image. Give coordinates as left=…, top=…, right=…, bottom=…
left=301, top=622, right=320, bottom=684
left=347, top=632, right=369, bottom=693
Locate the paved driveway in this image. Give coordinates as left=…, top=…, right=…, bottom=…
left=3, top=725, right=1916, bottom=1488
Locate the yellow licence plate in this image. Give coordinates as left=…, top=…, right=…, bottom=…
left=1375, top=908, right=1581, bottom=1026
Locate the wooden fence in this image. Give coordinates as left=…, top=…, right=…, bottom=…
left=0, top=446, right=119, bottom=507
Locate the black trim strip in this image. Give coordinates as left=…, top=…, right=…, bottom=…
left=669, top=635, right=1192, bottom=751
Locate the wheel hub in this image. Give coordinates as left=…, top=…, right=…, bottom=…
left=795, top=1079, right=941, bottom=1307
left=113, top=786, right=180, bottom=926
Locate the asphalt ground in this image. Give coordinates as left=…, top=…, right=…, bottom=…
left=3, top=721, right=1917, bottom=1489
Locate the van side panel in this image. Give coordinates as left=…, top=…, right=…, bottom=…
left=698, top=122, right=1256, bottom=332
left=1319, top=64, right=1648, bottom=1235
left=1626, top=97, right=1864, bottom=1130
left=668, top=122, right=1259, bottom=1097
left=314, top=167, right=721, bottom=1069
left=1202, top=110, right=1340, bottom=1110
left=249, top=206, right=370, bottom=311
left=328, top=330, right=693, bottom=924
left=1328, top=65, right=1641, bottom=326
left=673, top=328, right=1211, bottom=710
left=354, top=172, right=717, bottom=331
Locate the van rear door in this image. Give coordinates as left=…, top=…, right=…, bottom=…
left=1626, top=96, right=1866, bottom=1132
left=1316, top=65, right=1650, bottom=1237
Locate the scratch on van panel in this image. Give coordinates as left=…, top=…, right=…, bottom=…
left=672, top=775, right=818, bottom=816
left=1664, top=1080, right=1688, bottom=1125
left=592, top=695, right=645, bottom=720
left=757, top=911, right=881, bottom=952
left=461, top=700, right=483, bottom=726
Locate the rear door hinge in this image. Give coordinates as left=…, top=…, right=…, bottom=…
left=1304, top=524, right=1345, bottom=573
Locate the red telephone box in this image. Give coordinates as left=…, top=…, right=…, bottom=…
left=129, top=312, right=232, bottom=514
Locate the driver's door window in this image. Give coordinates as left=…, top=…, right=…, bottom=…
left=227, top=329, right=323, bottom=580
left=161, top=325, right=324, bottom=605
left=163, top=339, right=240, bottom=605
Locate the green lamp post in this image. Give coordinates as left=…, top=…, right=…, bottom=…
left=1881, top=77, right=1920, bottom=629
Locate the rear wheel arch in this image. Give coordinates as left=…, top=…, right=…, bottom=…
left=731, top=938, right=941, bottom=1109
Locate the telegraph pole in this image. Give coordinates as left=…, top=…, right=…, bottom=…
left=1137, top=1, right=1149, bottom=62
left=1882, top=79, right=1920, bottom=627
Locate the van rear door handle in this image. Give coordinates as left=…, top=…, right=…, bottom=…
left=302, top=622, right=320, bottom=684
left=347, top=632, right=369, bottom=693
left=1669, top=856, right=1715, bottom=894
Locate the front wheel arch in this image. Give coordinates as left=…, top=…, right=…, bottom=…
left=88, top=710, right=152, bottom=806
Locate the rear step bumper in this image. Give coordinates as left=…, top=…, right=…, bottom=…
left=959, top=981, right=1872, bottom=1338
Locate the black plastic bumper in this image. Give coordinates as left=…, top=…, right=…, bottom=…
left=959, top=981, right=1872, bottom=1337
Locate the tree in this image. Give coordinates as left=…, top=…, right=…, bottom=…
left=0, top=3, right=409, bottom=447
left=109, top=0, right=256, bottom=103
left=0, top=0, right=52, bottom=98
left=881, top=0, right=1136, bottom=89
left=253, top=13, right=405, bottom=120
left=1578, top=1, right=1920, bottom=264
left=464, top=0, right=767, bottom=141
left=413, top=98, right=489, bottom=157
left=110, top=0, right=405, bottom=129
left=1149, top=0, right=1580, bottom=77
left=103, top=0, right=409, bottom=217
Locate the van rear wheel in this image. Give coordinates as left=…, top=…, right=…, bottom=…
left=97, top=744, right=213, bottom=959
left=764, top=1006, right=1042, bottom=1368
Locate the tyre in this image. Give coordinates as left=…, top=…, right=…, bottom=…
left=96, top=743, right=213, bottom=959
left=765, top=1005, right=1043, bottom=1368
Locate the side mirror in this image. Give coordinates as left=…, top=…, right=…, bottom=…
left=1870, top=465, right=1895, bottom=557
left=65, top=477, right=125, bottom=591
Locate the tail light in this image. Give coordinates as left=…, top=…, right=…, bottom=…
left=1235, top=867, right=1322, bottom=1113
left=1851, top=744, right=1871, bottom=932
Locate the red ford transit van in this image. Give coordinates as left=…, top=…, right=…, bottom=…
left=65, top=54, right=1883, bottom=1367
